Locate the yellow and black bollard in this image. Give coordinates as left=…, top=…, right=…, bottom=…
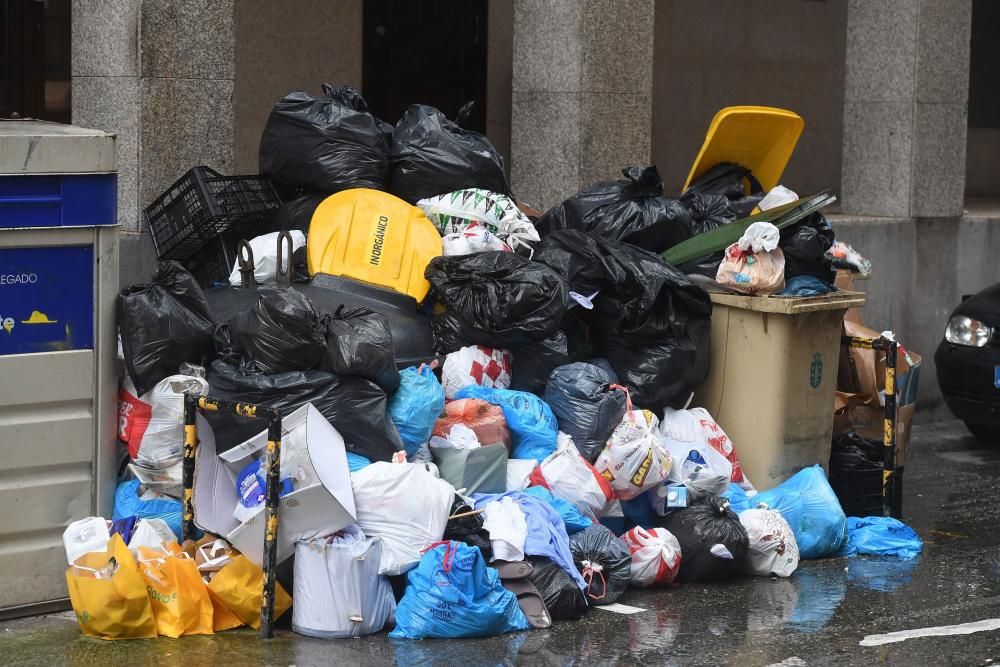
left=182, top=392, right=283, bottom=639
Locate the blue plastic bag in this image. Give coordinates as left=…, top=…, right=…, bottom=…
left=722, top=483, right=754, bottom=513
left=112, top=479, right=184, bottom=541
left=390, top=541, right=530, bottom=639
left=346, top=451, right=373, bottom=473
left=453, top=385, right=558, bottom=461
left=389, top=365, right=446, bottom=457
left=522, top=486, right=592, bottom=535
left=844, top=516, right=922, bottom=559
left=751, top=465, right=847, bottom=559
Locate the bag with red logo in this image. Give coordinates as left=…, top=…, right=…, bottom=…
left=440, top=345, right=512, bottom=399
left=738, top=508, right=799, bottom=577
left=118, top=374, right=208, bottom=468
left=621, top=526, right=682, bottom=587
left=658, top=407, right=755, bottom=494
left=593, top=408, right=673, bottom=501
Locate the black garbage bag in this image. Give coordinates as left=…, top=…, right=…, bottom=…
left=228, top=287, right=327, bottom=374
left=828, top=432, right=885, bottom=517
left=535, top=166, right=694, bottom=253
left=442, top=498, right=493, bottom=561
left=390, top=103, right=509, bottom=204
left=508, top=331, right=569, bottom=395
left=426, top=251, right=567, bottom=350
left=584, top=358, right=619, bottom=383
left=676, top=193, right=738, bottom=277
left=118, top=261, right=216, bottom=395
left=535, top=230, right=713, bottom=411
left=568, top=524, right=632, bottom=605
left=322, top=305, right=400, bottom=395
left=204, top=359, right=404, bottom=461
left=683, top=162, right=764, bottom=218
left=527, top=556, right=588, bottom=621
left=544, top=363, right=628, bottom=462
left=779, top=213, right=835, bottom=283
left=259, top=83, right=389, bottom=193
left=269, top=191, right=328, bottom=233
left=661, top=495, right=748, bottom=583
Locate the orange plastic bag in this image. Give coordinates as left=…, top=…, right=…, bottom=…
left=207, top=555, right=293, bottom=630
left=715, top=244, right=785, bottom=295
left=432, top=398, right=512, bottom=450
left=65, top=534, right=157, bottom=640
left=137, top=546, right=214, bottom=637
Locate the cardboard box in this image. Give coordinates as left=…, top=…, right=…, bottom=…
left=193, top=403, right=356, bottom=566
left=834, top=270, right=865, bottom=324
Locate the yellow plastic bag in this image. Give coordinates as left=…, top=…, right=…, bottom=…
left=65, top=534, right=157, bottom=640
left=208, top=555, right=292, bottom=630
left=137, top=546, right=214, bottom=637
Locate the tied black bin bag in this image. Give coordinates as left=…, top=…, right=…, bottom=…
left=676, top=193, right=737, bottom=277
left=322, top=306, right=401, bottom=395
left=535, top=166, right=694, bottom=253
left=259, top=83, right=389, bottom=193
left=426, top=252, right=568, bottom=351
left=119, top=261, right=216, bottom=395
left=228, top=287, right=327, bottom=374
left=204, top=359, right=404, bottom=461
left=779, top=213, right=836, bottom=283
left=661, top=495, right=749, bottom=583
left=544, top=362, right=628, bottom=463
left=526, top=556, right=588, bottom=621
left=442, top=498, right=493, bottom=562
left=535, top=231, right=712, bottom=411
left=389, top=103, right=510, bottom=204
left=568, top=524, right=632, bottom=605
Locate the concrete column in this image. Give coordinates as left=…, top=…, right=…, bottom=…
left=840, top=0, right=972, bottom=217
left=72, top=0, right=236, bottom=281
left=510, top=0, right=654, bottom=210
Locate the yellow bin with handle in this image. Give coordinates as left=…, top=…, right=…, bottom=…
left=683, top=106, right=804, bottom=193
left=306, top=188, right=442, bottom=302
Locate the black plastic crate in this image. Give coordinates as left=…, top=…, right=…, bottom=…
left=829, top=464, right=903, bottom=519
left=144, top=166, right=281, bottom=262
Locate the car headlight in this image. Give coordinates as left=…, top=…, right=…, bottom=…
left=945, top=315, right=993, bottom=347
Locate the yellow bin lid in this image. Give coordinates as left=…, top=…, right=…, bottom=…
left=307, top=189, right=442, bottom=301
left=683, top=106, right=804, bottom=193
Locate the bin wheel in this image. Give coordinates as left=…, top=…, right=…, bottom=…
left=964, top=421, right=1000, bottom=445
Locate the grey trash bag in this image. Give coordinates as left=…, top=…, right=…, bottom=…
left=544, top=363, right=628, bottom=463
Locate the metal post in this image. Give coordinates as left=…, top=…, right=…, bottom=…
left=182, top=393, right=198, bottom=543
left=259, top=411, right=282, bottom=639
left=881, top=338, right=898, bottom=517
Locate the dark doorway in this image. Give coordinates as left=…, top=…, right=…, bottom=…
left=362, top=0, right=488, bottom=133
left=0, top=0, right=72, bottom=122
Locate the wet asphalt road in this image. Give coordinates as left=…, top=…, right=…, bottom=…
left=4, top=420, right=1000, bottom=666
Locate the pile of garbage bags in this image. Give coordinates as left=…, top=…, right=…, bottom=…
left=94, top=83, right=919, bottom=642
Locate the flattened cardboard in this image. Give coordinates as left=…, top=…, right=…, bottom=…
left=193, top=403, right=356, bottom=566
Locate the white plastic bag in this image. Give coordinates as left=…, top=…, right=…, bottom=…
left=118, top=374, right=208, bottom=468
left=739, top=508, right=799, bottom=577
left=441, top=345, right=512, bottom=399
left=758, top=185, right=799, bottom=212
left=429, top=423, right=481, bottom=450
left=593, top=409, right=672, bottom=500
left=63, top=517, right=110, bottom=565
left=659, top=407, right=756, bottom=493
left=351, top=462, right=455, bottom=575
left=716, top=222, right=785, bottom=296
left=128, top=460, right=183, bottom=499
left=416, top=188, right=541, bottom=254
left=442, top=221, right=512, bottom=256
left=292, top=526, right=397, bottom=638
left=482, top=496, right=528, bottom=562
left=738, top=222, right=781, bottom=252
left=127, top=518, right=176, bottom=555
left=621, top=526, right=682, bottom=587
left=505, top=459, right=537, bottom=491
left=536, top=433, right=615, bottom=521
left=228, top=230, right=306, bottom=285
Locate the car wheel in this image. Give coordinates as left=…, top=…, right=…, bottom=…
left=964, top=421, right=1000, bottom=444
